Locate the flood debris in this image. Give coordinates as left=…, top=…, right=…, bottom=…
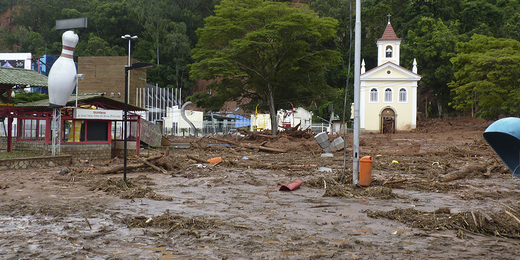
left=279, top=180, right=302, bottom=191
left=365, top=206, right=520, bottom=239
left=5, top=116, right=520, bottom=259
left=209, top=136, right=287, bottom=153
left=306, top=175, right=400, bottom=199
left=88, top=175, right=173, bottom=201
left=207, top=156, right=223, bottom=163
left=90, top=149, right=180, bottom=175
left=123, top=211, right=221, bottom=234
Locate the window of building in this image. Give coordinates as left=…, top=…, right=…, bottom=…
left=63, top=120, right=109, bottom=142
left=17, top=113, right=46, bottom=142
left=384, top=88, right=393, bottom=102
left=386, top=46, right=393, bottom=58
left=399, top=88, right=407, bottom=103
left=370, top=88, right=378, bottom=102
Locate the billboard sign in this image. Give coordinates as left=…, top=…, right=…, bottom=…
left=74, top=108, right=123, bottom=120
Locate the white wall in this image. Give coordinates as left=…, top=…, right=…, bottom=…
left=163, top=105, right=203, bottom=135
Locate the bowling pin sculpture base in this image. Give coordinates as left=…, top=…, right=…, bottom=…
left=48, top=30, right=79, bottom=107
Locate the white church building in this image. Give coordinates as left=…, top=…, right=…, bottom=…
left=360, top=19, right=422, bottom=133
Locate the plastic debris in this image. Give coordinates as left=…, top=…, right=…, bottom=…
left=279, top=180, right=302, bottom=191
left=317, top=167, right=332, bottom=172
left=207, top=157, right=223, bottom=163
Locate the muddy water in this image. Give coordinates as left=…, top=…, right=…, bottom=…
left=2, top=167, right=520, bottom=259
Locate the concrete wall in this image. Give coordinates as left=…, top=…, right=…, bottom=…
left=2, top=136, right=118, bottom=161
left=13, top=141, right=112, bottom=160
left=0, top=155, right=71, bottom=170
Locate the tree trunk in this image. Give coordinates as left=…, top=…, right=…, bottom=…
left=268, top=83, right=277, bottom=136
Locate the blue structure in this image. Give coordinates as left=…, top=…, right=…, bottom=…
left=32, top=54, right=57, bottom=76
left=31, top=54, right=58, bottom=94
left=227, top=114, right=251, bottom=128
left=483, top=117, right=520, bottom=178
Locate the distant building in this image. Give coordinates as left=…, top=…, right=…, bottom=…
left=251, top=107, right=312, bottom=132
left=359, top=19, right=422, bottom=133
left=77, top=56, right=147, bottom=106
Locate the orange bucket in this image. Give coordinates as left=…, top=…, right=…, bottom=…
left=359, top=156, right=373, bottom=186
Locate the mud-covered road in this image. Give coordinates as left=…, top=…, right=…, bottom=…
left=1, top=117, right=520, bottom=259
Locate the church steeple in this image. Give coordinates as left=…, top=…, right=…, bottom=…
left=377, top=14, right=401, bottom=66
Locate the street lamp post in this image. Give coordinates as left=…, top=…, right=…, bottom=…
left=121, top=34, right=138, bottom=104
left=123, top=62, right=155, bottom=184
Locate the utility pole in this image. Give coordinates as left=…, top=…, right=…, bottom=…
left=353, top=0, right=361, bottom=185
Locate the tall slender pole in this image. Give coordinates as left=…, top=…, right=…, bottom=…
left=123, top=67, right=129, bottom=184
left=353, top=0, right=362, bottom=185
left=127, top=39, right=131, bottom=104
left=75, top=77, right=78, bottom=108
left=121, top=35, right=137, bottom=104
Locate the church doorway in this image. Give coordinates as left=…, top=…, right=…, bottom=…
left=380, top=108, right=396, bottom=134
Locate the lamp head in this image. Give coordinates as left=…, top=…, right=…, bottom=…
left=121, top=34, right=138, bottom=40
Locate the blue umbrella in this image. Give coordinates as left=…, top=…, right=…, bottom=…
left=483, top=117, right=520, bottom=178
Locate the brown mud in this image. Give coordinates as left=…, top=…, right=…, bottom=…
left=1, top=116, right=520, bottom=259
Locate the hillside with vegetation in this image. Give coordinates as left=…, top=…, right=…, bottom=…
left=1, top=0, right=519, bottom=120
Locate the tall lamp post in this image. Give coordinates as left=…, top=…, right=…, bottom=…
left=121, top=34, right=138, bottom=104
left=124, top=62, right=155, bottom=184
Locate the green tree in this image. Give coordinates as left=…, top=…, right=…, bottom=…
left=131, top=0, right=218, bottom=94
left=10, top=90, right=48, bottom=104
left=458, top=0, right=501, bottom=37
left=402, top=17, right=459, bottom=117
left=189, top=0, right=340, bottom=135
left=79, top=33, right=122, bottom=56
left=449, top=34, right=520, bottom=119
left=7, top=0, right=89, bottom=55
left=309, top=0, right=353, bottom=121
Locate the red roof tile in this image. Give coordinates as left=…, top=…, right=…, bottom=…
left=378, top=23, right=401, bottom=41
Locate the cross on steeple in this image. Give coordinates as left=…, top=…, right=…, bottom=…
left=387, top=14, right=391, bottom=24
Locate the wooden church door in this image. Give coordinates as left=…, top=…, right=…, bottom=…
left=381, top=108, right=395, bottom=134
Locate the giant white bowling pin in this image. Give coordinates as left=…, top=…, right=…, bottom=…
left=48, top=30, right=79, bottom=107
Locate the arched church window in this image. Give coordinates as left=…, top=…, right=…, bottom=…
left=399, top=88, right=407, bottom=102
left=384, top=88, right=393, bottom=102
left=370, top=88, right=378, bottom=102
left=386, top=46, right=393, bottom=58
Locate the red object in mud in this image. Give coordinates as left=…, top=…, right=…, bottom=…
left=207, top=157, right=222, bottom=164
left=279, top=180, right=302, bottom=191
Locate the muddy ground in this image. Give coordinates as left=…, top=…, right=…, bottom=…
left=2, top=117, right=520, bottom=259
